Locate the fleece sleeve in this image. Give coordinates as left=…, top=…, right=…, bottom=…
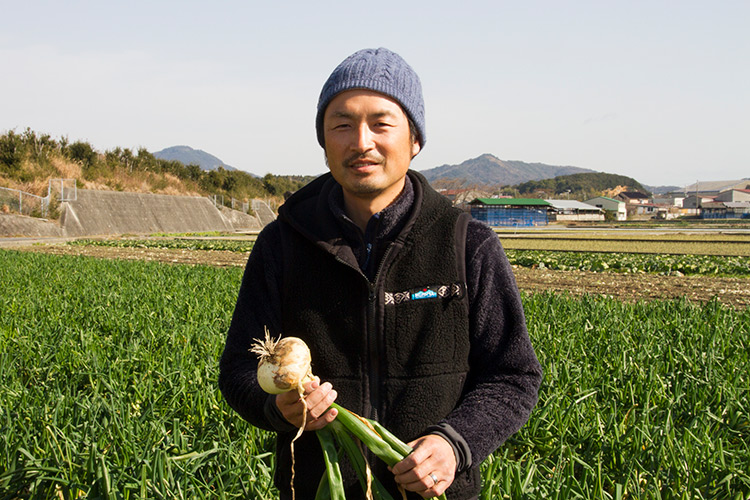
left=439, top=220, right=543, bottom=470
left=218, top=222, right=296, bottom=433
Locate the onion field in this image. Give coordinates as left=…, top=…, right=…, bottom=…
left=1, top=249, right=748, bottom=499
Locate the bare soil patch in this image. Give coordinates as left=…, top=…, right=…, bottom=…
left=511, top=266, right=749, bottom=308
left=14, top=243, right=750, bottom=309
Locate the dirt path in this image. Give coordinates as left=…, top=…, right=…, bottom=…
left=11, top=244, right=750, bottom=309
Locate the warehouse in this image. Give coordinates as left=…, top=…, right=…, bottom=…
left=701, top=201, right=750, bottom=219
left=545, top=200, right=604, bottom=222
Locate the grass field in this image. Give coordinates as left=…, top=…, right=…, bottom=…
left=1, top=249, right=748, bottom=499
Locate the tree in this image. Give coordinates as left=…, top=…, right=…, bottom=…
left=0, top=130, right=24, bottom=176
left=67, top=141, right=97, bottom=167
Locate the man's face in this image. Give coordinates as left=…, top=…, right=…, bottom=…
left=323, top=89, right=420, bottom=208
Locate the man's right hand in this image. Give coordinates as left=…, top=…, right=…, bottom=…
left=276, top=377, right=338, bottom=431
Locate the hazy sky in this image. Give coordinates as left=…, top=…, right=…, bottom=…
left=1, top=0, right=748, bottom=187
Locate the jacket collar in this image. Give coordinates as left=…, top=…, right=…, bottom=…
left=278, top=170, right=438, bottom=256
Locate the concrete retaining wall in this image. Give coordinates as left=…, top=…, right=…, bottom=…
left=0, top=189, right=270, bottom=238
left=219, top=206, right=262, bottom=231
left=0, top=214, right=64, bottom=238
left=62, top=189, right=243, bottom=237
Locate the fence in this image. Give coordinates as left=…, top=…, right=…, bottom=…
left=0, top=187, right=49, bottom=217
left=211, top=195, right=275, bottom=218
left=0, top=179, right=76, bottom=218
left=49, top=178, right=77, bottom=202
left=231, top=198, right=249, bottom=213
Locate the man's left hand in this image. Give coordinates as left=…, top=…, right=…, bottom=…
left=390, top=434, right=456, bottom=498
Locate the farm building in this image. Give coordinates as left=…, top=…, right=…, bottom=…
left=677, top=180, right=750, bottom=198
left=545, top=200, right=604, bottom=222
left=714, top=189, right=750, bottom=203
left=585, top=196, right=627, bottom=221
left=469, top=198, right=550, bottom=227
left=682, top=194, right=714, bottom=210
left=701, top=201, right=750, bottom=219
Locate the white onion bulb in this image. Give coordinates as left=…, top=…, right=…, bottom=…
left=251, top=332, right=313, bottom=395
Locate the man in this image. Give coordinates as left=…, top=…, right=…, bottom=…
left=219, top=47, right=542, bottom=499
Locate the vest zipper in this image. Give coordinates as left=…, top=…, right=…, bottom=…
left=332, top=255, right=377, bottom=421
left=366, top=282, right=379, bottom=422
left=368, top=243, right=396, bottom=421
left=333, top=243, right=394, bottom=422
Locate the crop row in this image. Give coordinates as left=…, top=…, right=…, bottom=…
left=1, top=250, right=748, bottom=498
left=500, top=236, right=750, bottom=257
left=68, top=238, right=750, bottom=277
left=69, top=237, right=255, bottom=253
left=504, top=249, right=750, bottom=276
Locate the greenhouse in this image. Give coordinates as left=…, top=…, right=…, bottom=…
left=469, top=198, right=550, bottom=227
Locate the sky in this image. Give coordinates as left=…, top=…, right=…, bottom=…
left=1, top=0, right=748, bottom=187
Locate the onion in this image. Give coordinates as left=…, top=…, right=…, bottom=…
left=252, top=333, right=313, bottom=395
left=250, top=331, right=315, bottom=500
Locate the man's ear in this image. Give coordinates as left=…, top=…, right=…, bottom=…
left=411, top=139, right=421, bottom=159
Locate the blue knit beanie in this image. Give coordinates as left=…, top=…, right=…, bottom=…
left=316, top=47, right=426, bottom=149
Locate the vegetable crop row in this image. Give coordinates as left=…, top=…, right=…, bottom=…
left=68, top=238, right=256, bottom=253
left=2, top=250, right=747, bottom=498
left=505, top=249, right=750, bottom=277
left=66, top=238, right=750, bottom=277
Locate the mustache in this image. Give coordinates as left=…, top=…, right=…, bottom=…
left=343, top=152, right=385, bottom=168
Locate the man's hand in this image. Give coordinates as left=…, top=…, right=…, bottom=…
left=275, top=377, right=338, bottom=431
left=390, top=434, right=457, bottom=498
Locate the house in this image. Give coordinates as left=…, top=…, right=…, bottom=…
left=545, top=200, right=604, bottom=222
left=682, top=194, right=714, bottom=210
left=585, top=196, right=627, bottom=221
left=630, top=203, right=660, bottom=218
left=615, top=191, right=650, bottom=205
left=653, top=194, right=686, bottom=207
left=469, top=198, right=550, bottom=227
left=439, top=188, right=492, bottom=209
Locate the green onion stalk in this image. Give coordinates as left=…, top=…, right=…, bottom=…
left=252, top=332, right=447, bottom=500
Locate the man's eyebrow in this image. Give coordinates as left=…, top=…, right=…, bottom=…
left=329, top=109, right=400, bottom=119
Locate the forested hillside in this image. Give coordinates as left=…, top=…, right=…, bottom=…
left=512, top=172, right=649, bottom=200
left=0, top=128, right=314, bottom=209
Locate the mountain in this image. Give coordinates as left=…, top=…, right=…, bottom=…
left=645, top=184, right=682, bottom=195
left=153, top=145, right=238, bottom=172
left=418, top=154, right=595, bottom=187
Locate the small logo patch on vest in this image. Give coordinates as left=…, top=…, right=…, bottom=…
left=411, top=287, right=439, bottom=300
left=384, top=283, right=465, bottom=305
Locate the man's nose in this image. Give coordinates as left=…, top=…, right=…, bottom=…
left=354, top=123, right=375, bottom=152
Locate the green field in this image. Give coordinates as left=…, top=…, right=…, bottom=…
left=1, top=250, right=748, bottom=499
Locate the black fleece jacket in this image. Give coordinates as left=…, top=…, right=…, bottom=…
left=219, top=170, right=542, bottom=499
